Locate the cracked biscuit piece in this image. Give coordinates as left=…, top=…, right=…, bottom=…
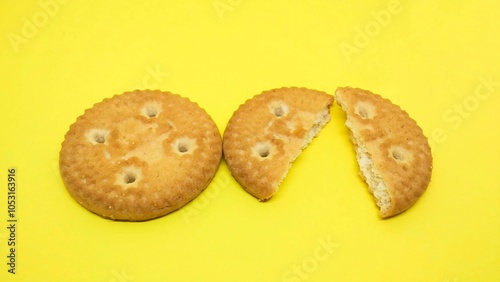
left=59, top=90, right=222, bottom=221
left=223, top=87, right=334, bottom=201
left=335, top=87, right=432, bottom=218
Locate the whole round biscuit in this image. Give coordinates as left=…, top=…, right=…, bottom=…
left=59, top=90, right=222, bottom=221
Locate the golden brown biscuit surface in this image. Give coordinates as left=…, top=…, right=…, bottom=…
left=335, top=87, right=432, bottom=218
left=59, top=90, right=222, bottom=221
left=223, top=87, right=334, bottom=201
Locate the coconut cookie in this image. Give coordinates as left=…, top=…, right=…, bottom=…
left=59, top=90, right=222, bottom=221
left=335, top=87, right=432, bottom=218
left=223, top=87, right=334, bottom=201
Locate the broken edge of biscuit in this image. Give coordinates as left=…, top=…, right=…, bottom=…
left=275, top=96, right=333, bottom=187
left=335, top=87, right=433, bottom=218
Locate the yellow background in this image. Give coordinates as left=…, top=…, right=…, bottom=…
left=1, top=0, right=499, bottom=281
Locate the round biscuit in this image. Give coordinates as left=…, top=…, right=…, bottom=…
left=59, top=90, right=222, bottom=221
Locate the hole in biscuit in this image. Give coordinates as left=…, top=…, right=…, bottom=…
left=274, top=107, right=284, bottom=117
left=252, top=142, right=275, bottom=160
left=270, top=102, right=289, bottom=118
left=116, top=167, right=142, bottom=187
left=86, top=129, right=109, bottom=145
left=358, top=108, right=368, bottom=118
left=354, top=102, right=375, bottom=119
left=259, top=147, right=270, bottom=158
left=124, top=172, right=136, bottom=184
left=146, top=108, right=158, bottom=117
left=141, top=102, right=162, bottom=118
left=389, top=147, right=410, bottom=163
left=392, top=150, right=404, bottom=161
left=178, top=143, right=188, bottom=153
left=172, top=137, right=198, bottom=155
left=94, top=133, right=106, bottom=144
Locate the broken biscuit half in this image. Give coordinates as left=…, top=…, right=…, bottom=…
left=223, top=87, right=334, bottom=201
left=335, top=87, right=433, bottom=218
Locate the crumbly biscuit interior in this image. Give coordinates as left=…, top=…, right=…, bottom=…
left=348, top=124, right=391, bottom=213
left=338, top=96, right=392, bottom=214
